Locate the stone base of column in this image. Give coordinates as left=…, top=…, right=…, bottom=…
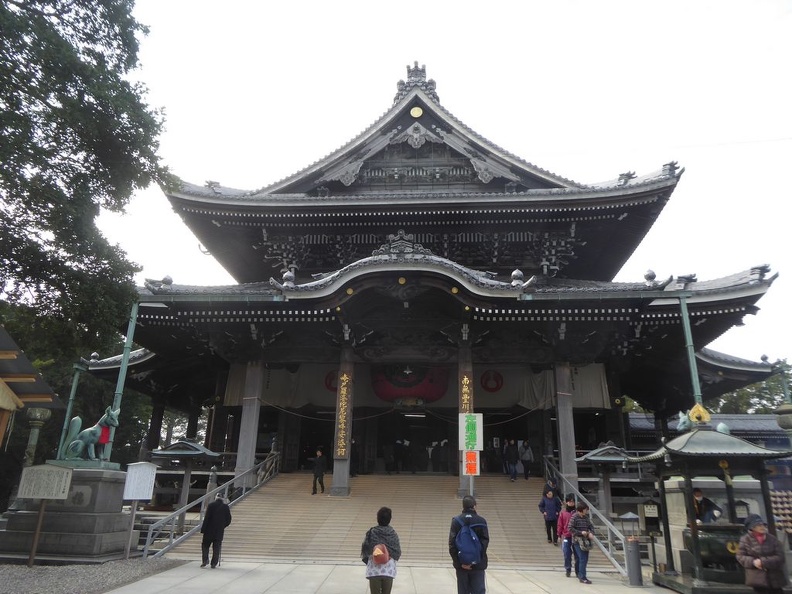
left=329, top=486, right=350, bottom=496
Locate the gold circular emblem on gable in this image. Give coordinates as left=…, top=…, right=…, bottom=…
left=410, top=106, right=423, bottom=118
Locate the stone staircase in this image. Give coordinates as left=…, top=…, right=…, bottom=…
left=167, top=473, right=612, bottom=570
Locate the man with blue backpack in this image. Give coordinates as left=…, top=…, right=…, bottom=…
left=449, top=495, right=490, bottom=594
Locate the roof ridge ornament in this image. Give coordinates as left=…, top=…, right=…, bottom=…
left=662, top=161, right=680, bottom=176
left=394, top=62, right=439, bottom=105
left=371, top=229, right=434, bottom=257
left=144, top=276, right=173, bottom=294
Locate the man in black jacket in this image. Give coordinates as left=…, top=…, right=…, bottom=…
left=449, top=495, right=490, bottom=594
left=201, top=494, right=232, bottom=568
left=310, top=449, right=327, bottom=494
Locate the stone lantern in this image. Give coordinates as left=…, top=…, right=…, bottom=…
left=23, top=407, right=52, bottom=467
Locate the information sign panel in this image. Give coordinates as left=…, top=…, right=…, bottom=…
left=463, top=450, right=480, bottom=476
left=458, top=413, right=483, bottom=451
left=123, top=462, right=158, bottom=501
left=18, top=464, right=72, bottom=500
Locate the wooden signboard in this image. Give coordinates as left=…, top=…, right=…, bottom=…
left=17, top=464, right=73, bottom=566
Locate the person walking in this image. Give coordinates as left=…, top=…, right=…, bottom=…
left=557, top=494, right=579, bottom=577
left=504, top=439, right=519, bottom=482
left=361, top=506, right=402, bottom=594
left=736, top=514, right=787, bottom=594
left=518, top=439, right=534, bottom=479
left=309, top=448, right=326, bottom=494
left=539, top=490, right=562, bottom=544
left=568, top=502, right=595, bottom=584
left=542, top=477, right=557, bottom=496
left=200, top=493, right=232, bottom=568
left=449, top=495, right=490, bottom=594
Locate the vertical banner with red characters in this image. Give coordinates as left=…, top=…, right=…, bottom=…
left=463, top=450, right=480, bottom=476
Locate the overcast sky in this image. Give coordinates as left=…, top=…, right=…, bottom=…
left=98, top=0, right=792, bottom=365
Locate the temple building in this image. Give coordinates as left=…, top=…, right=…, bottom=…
left=89, top=63, right=776, bottom=495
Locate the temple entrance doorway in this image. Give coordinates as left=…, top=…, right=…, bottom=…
left=376, top=408, right=455, bottom=473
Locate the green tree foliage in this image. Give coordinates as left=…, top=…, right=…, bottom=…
left=709, top=360, right=791, bottom=414
left=0, top=0, right=167, bottom=345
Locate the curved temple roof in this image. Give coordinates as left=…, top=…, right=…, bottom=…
left=627, top=426, right=792, bottom=463
left=162, top=64, right=684, bottom=284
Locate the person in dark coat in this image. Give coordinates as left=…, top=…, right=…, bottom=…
left=309, top=449, right=327, bottom=494
left=692, top=488, right=722, bottom=523
left=201, top=494, right=232, bottom=568
left=449, top=495, right=489, bottom=594
left=736, top=514, right=787, bottom=594
left=504, top=439, right=519, bottom=482
left=518, top=439, right=534, bottom=479
left=539, top=490, right=562, bottom=544
left=542, top=477, right=557, bottom=496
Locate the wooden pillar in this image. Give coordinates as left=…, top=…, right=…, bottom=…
left=144, top=401, right=165, bottom=454
left=277, top=408, right=301, bottom=472
left=330, top=345, right=354, bottom=496
left=0, top=410, right=12, bottom=449
left=458, top=339, right=474, bottom=496
left=760, top=468, right=778, bottom=537
left=684, top=472, right=705, bottom=581
left=234, top=361, right=264, bottom=489
left=658, top=477, right=676, bottom=573
left=185, top=402, right=200, bottom=441
left=206, top=405, right=229, bottom=452
left=362, top=417, right=378, bottom=474
left=555, top=362, right=579, bottom=493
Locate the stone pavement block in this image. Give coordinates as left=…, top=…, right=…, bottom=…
left=103, top=561, right=673, bottom=594
left=408, top=566, right=458, bottom=594
left=314, top=565, right=371, bottom=594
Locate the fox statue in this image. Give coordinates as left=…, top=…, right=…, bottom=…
left=63, top=406, right=120, bottom=461
left=676, top=410, right=693, bottom=433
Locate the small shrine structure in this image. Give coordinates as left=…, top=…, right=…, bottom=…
left=628, top=406, right=792, bottom=594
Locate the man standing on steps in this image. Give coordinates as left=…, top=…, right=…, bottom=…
left=449, top=495, right=490, bottom=594
left=201, top=493, right=232, bottom=568
left=309, top=448, right=327, bottom=495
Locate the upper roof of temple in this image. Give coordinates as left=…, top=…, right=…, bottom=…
left=163, top=63, right=683, bottom=284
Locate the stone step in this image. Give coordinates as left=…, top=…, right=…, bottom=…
left=167, top=473, right=613, bottom=569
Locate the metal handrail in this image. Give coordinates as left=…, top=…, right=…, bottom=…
left=141, top=451, right=281, bottom=559
left=543, top=456, right=629, bottom=577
